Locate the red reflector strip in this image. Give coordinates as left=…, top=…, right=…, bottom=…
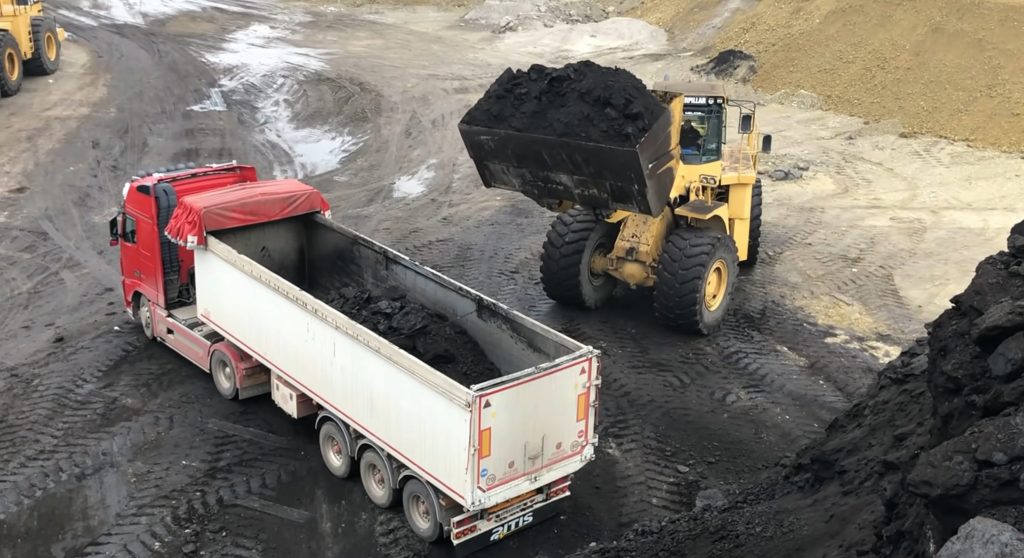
left=480, top=427, right=492, bottom=459
left=576, top=392, right=588, bottom=422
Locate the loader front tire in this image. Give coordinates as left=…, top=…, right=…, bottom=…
left=25, top=17, right=60, bottom=76
left=741, top=179, right=763, bottom=267
left=540, top=206, right=618, bottom=309
left=0, top=32, right=23, bottom=97
left=654, top=228, right=739, bottom=335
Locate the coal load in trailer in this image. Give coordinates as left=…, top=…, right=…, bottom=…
left=312, top=284, right=502, bottom=387
left=461, top=60, right=666, bottom=147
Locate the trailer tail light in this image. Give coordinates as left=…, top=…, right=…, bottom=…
left=453, top=525, right=479, bottom=540
left=454, top=514, right=480, bottom=530
left=547, top=476, right=572, bottom=499
left=551, top=476, right=571, bottom=488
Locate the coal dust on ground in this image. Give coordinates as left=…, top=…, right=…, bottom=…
left=313, top=285, right=502, bottom=387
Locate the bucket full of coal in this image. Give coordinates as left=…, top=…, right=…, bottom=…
left=459, top=61, right=676, bottom=216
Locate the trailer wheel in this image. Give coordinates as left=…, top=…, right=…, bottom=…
left=210, top=351, right=238, bottom=400
left=403, top=479, right=442, bottom=542
left=137, top=295, right=154, bottom=340
left=318, top=422, right=353, bottom=478
left=360, top=449, right=396, bottom=508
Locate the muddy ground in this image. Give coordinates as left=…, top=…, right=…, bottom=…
left=0, top=1, right=1022, bottom=557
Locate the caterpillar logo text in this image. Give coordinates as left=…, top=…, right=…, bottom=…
left=490, top=512, right=534, bottom=541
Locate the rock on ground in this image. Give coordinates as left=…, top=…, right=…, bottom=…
left=936, top=517, right=1024, bottom=558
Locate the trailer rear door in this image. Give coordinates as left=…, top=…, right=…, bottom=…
left=471, top=354, right=598, bottom=504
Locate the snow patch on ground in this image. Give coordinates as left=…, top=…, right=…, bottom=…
left=200, top=23, right=360, bottom=178
left=78, top=0, right=253, bottom=25
left=188, top=88, right=227, bottom=112
left=392, top=161, right=437, bottom=198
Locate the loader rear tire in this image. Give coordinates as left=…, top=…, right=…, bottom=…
left=741, top=179, right=763, bottom=267
left=654, top=228, right=738, bottom=335
left=25, top=17, right=60, bottom=76
left=0, top=32, right=23, bottom=97
left=540, top=206, right=618, bottom=309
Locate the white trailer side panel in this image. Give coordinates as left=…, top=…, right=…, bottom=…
left=194, top=245, right=475, bottom=503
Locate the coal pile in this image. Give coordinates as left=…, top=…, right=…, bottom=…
left=461, top=60, right=667, bottom=147
left=313, top=285, right=502, bottom=387
left=691, top=49, right=757, bottom=83
left=577, top=219, right=1024, bottom=558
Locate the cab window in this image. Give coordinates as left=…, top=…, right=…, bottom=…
left=124, top=215, right=137, bottom=244
left=681, top=106, right=725, bottom=164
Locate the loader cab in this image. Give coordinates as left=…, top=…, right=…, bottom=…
left=651, top=81, right=730, bottom=166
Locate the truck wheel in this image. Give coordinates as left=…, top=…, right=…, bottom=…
left=138, top=296, right=155, bottom=340
left=360, top=449, right=396, bottom=508
left=318, top=422, right=353, bottom=478
left=210, top=351, right=238, bottom=399
left=25, top=17, right=60, bottom=76
left=403, top=479, right=442, bottom=542
left=653, top=228, right=739, bottom=335
left=0, top=32, right=23, bottom=97
left=741, top=179, right=763, bottom=267
left=540, top=206, right=618, bottom=309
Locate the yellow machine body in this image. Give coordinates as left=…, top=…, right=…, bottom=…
left=590, top=82, right=767, bottom=289
left=0, top=0, right=63, bottom=57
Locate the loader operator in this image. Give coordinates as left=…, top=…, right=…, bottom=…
left=680, top=119, right=703, bottom=153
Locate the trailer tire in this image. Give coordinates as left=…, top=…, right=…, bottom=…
left=138, top=295, right=154, bottom=340
left=403, top=479, right=442, bottom=542
left=360, top=449, right=396, bottom=508
left=318, top=422, right=353, bottom=479
left=210, top=351, right=238, bottom=400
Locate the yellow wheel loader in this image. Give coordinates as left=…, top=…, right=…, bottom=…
left=0, top=0, right=65, bottom=98
left=461, top=81, right=772, bottom=334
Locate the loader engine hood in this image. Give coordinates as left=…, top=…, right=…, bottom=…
left=164, top=179, right=330, bottom=248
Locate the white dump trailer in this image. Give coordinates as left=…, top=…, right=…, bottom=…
left=112, top=165, right=600, bottom=554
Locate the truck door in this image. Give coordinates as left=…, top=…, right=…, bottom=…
left=119, top=209, right=160, bottom=307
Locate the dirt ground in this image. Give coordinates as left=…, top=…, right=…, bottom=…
left=0, top=0, right=1021, bottom=557
left=719, top=0, right=1024, bottom=152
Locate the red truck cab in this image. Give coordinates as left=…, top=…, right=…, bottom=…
left=108, top=162, right=330, bottom=399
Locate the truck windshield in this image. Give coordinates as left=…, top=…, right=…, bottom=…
left=681, top=106, right=724, bottom=164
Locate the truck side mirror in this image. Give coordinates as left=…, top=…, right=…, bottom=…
left=109, top=214, right=120, bottom=246
left=761, top=134, right=773, bottom=154
left=739, top=113, right=754, bottom=134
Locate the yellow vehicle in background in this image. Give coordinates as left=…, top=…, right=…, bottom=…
left=0, top=0, right=65, bottom=97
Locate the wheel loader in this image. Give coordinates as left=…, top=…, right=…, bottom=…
left=460, top=81, right=772, bottom=334
left=0, top=0, right=65, bottom=98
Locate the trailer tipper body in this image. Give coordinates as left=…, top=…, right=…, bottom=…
left=108, top=163, right=601, bottom=553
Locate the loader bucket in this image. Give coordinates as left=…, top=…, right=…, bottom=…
left=458, top=111, right=676, bottom=216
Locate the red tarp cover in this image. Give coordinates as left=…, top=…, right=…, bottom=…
left=164, top=179, right=330, bottom=248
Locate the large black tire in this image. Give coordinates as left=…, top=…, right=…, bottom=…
left=653, top=228, right=739, bottom=335
left=540, top=207, right=618, bottom=309
left=318, top=422, right=353, bottom=478
left=25, top=17, right=60, bottom=76
left=403, top=479, right=442, bottom=542
left=741, top=179, right=763, bottom=267
left=0, top=32, right=23, bottom=97
left=360, top=449, right=397, bottom=508
left=210, top=351, right=238, bottom=400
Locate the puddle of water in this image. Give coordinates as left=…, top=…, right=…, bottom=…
left=0, top=466, right=130, bottom=557
left=392, top=161, right=437, bottom=198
